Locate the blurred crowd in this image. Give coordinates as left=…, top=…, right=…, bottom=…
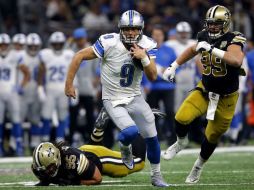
left=0, top=0, right=254, bottom=157
left=1, top=0, right=254, bottom=43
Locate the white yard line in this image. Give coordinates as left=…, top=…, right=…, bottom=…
left=0, top=146, right=253, bottom=164
left=0, top=181, right=253, bottom=187
left=138, top=170, right=254, bottom=175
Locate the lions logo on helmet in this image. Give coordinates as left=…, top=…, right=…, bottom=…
left=32, top=142, right=61, bottom=177
left=204, top=5, right=231, bottom=39
left=118, top=10, right=144, bottom=44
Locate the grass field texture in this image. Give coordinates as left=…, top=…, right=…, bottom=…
left=0, top=146, right=253, bottom=190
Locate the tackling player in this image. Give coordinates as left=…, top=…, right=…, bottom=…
left=162, top=5, right=246, bottom=183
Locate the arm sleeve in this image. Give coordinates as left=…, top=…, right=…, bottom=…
left=92, top=38, right=105, bottom=58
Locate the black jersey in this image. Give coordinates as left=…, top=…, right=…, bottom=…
left=197, top=30, right=246, bottom=95
left=33, top=146, right=102, bottom=185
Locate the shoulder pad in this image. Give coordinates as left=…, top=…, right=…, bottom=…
left=77, top=154, right=89, bottom=175
left=196, top=30, right=208, bottom=42
left=138, top=35, right=157, bottom=50
left=100, top=33, right=118, bottom=46
left=231, top=31, right=246, bottom=47
left=93, top=33, right=118, bottom=58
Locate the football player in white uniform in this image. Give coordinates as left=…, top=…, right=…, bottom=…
left=21, top=33, right=42, bottom=150
left=165, top=22, right=200, bottom=111
left=65, top=10, right=169, bottom=187
left=0, top=33, right=30, bottom=156
left=38, top=31, right=74, bottom=142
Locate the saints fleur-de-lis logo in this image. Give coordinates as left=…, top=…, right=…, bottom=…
left=46, top=148, right=54, bottom=157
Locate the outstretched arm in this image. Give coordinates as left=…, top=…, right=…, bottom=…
left=80, top=166, right=102, bottom=185
left=65, top=47, right=98, bottom=98
left=162, top=44, right=198, bottom=82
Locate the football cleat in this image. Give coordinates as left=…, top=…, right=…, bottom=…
left=151, top=108, right=166, bottom=118
left=185, top=165, right=203, bottom=183
left=162, top=137, right=188, bottom=160
left=94, top=107, right=109, bottom=130
left=151, top=172, right=170, bottom=187
left=119, top=142, right=134, bottom=170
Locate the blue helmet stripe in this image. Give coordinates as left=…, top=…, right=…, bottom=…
left=129, top=10, right=133, bottom=26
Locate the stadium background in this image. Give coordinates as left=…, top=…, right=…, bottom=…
left=0, top=0, right=254, bottom=188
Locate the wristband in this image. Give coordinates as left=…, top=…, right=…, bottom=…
left=212, top=48, right=225, bottom=59
left=171, top=61, right=180, bottom=69
left=141, top=56, right=150, bottom=67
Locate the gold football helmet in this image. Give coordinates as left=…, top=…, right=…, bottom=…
left=32, top=142, right=61, bottom=177
left=204, top=5, right=231, bottom=39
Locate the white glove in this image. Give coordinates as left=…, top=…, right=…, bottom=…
left=37, top=85, right=46, bottom=102
left=162, top=61, right=179, bottom=82
left=196, top=41, right=212, bottom=53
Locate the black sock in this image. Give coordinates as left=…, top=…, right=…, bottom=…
left=175, top=119, right=190, bottom=138
left=200, top=137, right=217, bottom=160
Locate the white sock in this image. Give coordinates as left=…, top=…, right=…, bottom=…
left=151, top=163, right=161, bottom=175
left=177, top=136, right=188, bottom=146
left=195, top=155, right=207, bottom=168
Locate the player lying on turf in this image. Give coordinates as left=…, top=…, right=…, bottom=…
left=31, top=108, right=165, bottom=186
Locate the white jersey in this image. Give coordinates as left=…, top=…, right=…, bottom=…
left=0, top=50, right=23, bottom=93
left=22, top=52, right=41, bottom=98
left=39, top=49, right=74, bottom=92
left=165, top=39, right=196, bottom=87
left=92, top=33, right=157, bottom=100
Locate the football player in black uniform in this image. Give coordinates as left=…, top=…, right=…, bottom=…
left=32, top=108, right=165, bottom=186
left=162, top=5, right=246, bottom=183
left=32, top=140, right=146, bottom=186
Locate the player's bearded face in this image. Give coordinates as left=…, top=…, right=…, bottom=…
left=207, top=22, right=223, bottom=35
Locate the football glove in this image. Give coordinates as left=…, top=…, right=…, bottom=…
left=196, top=41, right=213, bottom=53
left=37, top=85, right=46, bottom=102
left=16, top=86, right=24, bottom=95
left=162, top=61, right=179, bottom=82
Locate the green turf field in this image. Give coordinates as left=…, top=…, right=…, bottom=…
left=0, top=147, right=253, bottom=190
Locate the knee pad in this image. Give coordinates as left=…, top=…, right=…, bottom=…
left=118, top=125, right=138, bottom=146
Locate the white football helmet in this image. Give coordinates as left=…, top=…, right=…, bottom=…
left=12, top=33, right=26, bottom=45
left=49, top=31, right=66, bottom=54
left=118, top=10, right=144, bottom=44
left=26, top=33, right=42, bottom=56
left=176, top=21, right=192, bottom=44
left=0, top=33, right=11, bottom=56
